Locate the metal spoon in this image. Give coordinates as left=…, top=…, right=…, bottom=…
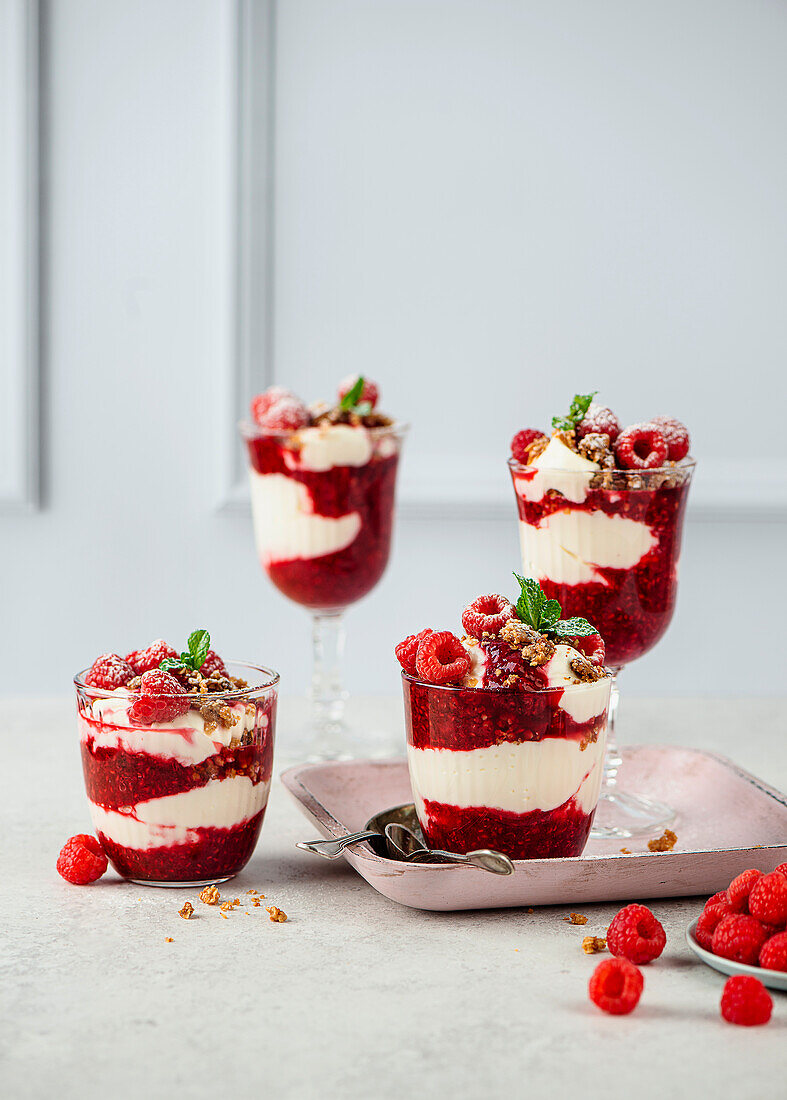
left=296, top=803, right=424, bottom=860
left=296, top=830, right=383, bottom=859
left=384, top=822, right=515, bottom=875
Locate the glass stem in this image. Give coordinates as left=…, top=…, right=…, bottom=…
left=310, top=611, right=348, bottom=737
left=603, top=671, right=622, bottom=789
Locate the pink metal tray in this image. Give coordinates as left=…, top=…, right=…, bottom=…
left=282, top=746, right=787, bottom=911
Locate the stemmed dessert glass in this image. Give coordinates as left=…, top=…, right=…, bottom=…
left=241, top=420, right=408, bottom=761
left=508, top=459, right=695, bottom=837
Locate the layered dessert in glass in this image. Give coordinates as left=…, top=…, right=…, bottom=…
left=240, top=376, right=406, bottom=759
left=396, top=580, right=611, bottom=859
left=507, top=394, right=694, bottom=836
left=75, top=632, right=278, bottom=886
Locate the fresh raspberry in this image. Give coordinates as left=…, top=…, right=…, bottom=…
left=748, top=871, right=787, bottom=926
left=337, top=375, right=379, bottom=409
left=759, top=931, right=787, bottom=972
left=414, top=631, right=471, bottom=685
left=705, top=890, right=730, bottom=910
left=720, top=976, right=772, bottom=1027
left=606, top=904, right=666, bottom=964
left=128, top=669, right=190, bottom=725
left=614, top=424, right=669, bottom=470
left=395, top=629, right=434, bottom=676
left=201, top=649, right=228, bottom=678
left=695, top=902, right=732, bottom=951
left=250, top=386, right=296, bottom=425
left=56, top=834, right=108, bottom=885
left=576, top=402, right=621, bottom=443
left=565, top=631, right=605, bottom=667
left=84, top=653, right=135, bottom=690
left=711, top=914, right=771, bottom=966
left=588, top=958, right=644, bottom=1015
left=461, top=595, right=517, bottom=640
left=510, top=429, right=547, bottom=464
left=775, top=862, right=787, bottom=877
left=126, top=639, right=179, bottom=676
left=727, top=868, right=762, bottom=913
left=259, top=397, right=310, bottom=431
left=651, top=416, right=690, bottom=461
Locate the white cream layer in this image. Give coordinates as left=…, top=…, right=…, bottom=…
left=287, top=424, right=373, bottom=472
left=544, top=646, right=611, bottom=723
left=80, top=693, right=259, bottom=764
left=249, top=470, right=361, bottom=565
left=519, top=509, right=657, bottom=587
left=89, top=775, right=270, bottom=850
left=515, top=436, right=600, bottom=504
left=408, top=735, right=606, bottom=816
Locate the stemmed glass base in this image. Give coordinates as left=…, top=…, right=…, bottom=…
left=299, top=610, right=398, bottom=762
left=590, top=674, right=676, bottom=840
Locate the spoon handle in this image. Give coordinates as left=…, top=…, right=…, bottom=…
left=296, top=830, right=380, bottom=859
left=424, top=848, right=515, bottom=875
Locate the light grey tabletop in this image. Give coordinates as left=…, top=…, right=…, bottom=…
left=3, top=696, right=786, bottom=1100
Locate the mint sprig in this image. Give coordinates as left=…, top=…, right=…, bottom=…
left=339, top=375, right=366, bottom=412
left=160, top=628, right=211, bottom=673
left=513, top=574, right=596, bottom=639
left=552, top=391, right=597, bottom=433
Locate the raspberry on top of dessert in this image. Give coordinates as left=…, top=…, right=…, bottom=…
left=396, top=578, right=611, bottom=859
left=508, top=392, right=694, bottom=667
left=76, top=630, right=278, bottom=884
left=242, top=376, right=405, bottom=609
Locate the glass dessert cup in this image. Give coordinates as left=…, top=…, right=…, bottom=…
left=241, top=420, right=408, bottom=761
left=508, top=458, right=695, bottom=838
left=75, top=661, right=279, bottom=886
left=402, top=673, right=611, bottom=859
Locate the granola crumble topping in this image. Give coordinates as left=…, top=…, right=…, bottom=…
left=569, top=654, right=606, bottom=683
left=499, top=620, right=555, bottom=666
left=578, top=432, right=615, bottom=469
left=582, top=936, right=607, bottom=955
left=526, top=434, right=549, bottom=463
left=199, top=885, right=220, bottom=905
left=266, top=906, right=288, bottom=923
left=178, top=901, right=194, bottom=920
left=647, top=829, right=677, bottom=853
left=564, top=912, right=588, bottom=925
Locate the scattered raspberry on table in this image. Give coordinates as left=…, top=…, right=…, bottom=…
left=57, top=834, right=108, bottom=885
left=588, top=957, right=643, bottom=1015
left=607, top=904, right=666, bottom=964
left=720, top=975, right=772, bottom=1027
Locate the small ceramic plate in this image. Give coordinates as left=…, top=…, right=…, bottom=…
left=685, top=919, right=787, bottom=992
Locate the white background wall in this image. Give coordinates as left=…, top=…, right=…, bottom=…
left=1, top=0, right=785, bottom=699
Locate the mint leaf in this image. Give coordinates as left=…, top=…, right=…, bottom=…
left=159, top=657, right=185, bottom=672
left=552, top=617, right=597, bottom=638
left=541, top=599, right=561, bottom=628
left=511, top=574, right=598, bottom=641
left=552, top=391, right=598, bottom=433
left=339, top=376, right=365, bottom=411
left=513, top=573, right=546, bottom=629
left=187, top=629, right=211, bottom=670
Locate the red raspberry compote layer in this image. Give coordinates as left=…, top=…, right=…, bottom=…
left=75, top=660, right=278, bottom=885
left=244, top=424, right=403, bottom=609
left=509, top=434, right=694, bottom=667
left=398, top=589, right=611, bottom=859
